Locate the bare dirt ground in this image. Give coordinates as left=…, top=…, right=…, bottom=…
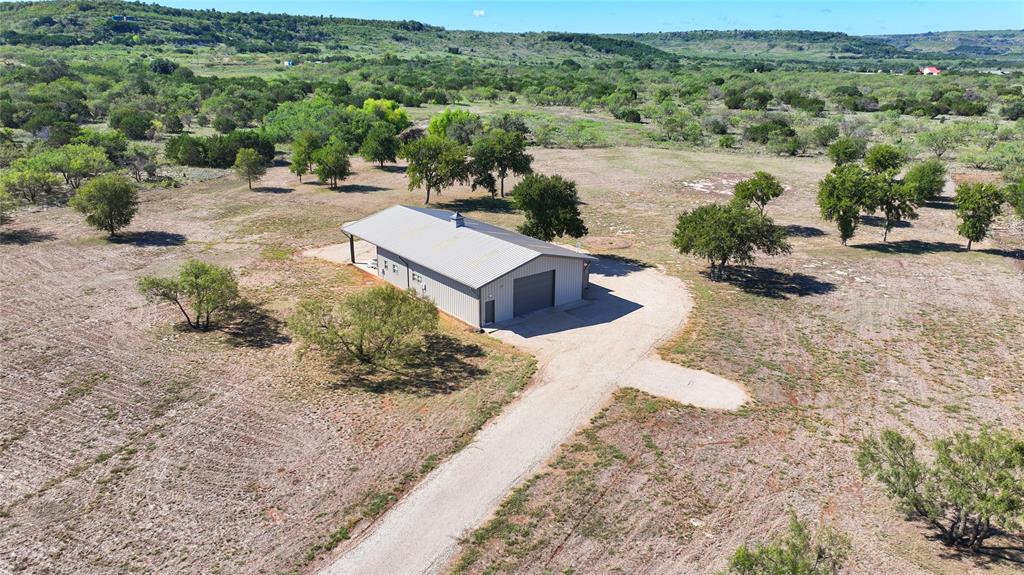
left=443, top=148, right=1024, bottom=574
left=0, top=162, right=536, bottom=575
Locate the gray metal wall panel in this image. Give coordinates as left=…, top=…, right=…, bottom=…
left=479, top=255, right=585, bottom=323
left=377, top=247, right=481, bottom=327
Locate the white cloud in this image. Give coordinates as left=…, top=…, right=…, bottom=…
left=472, top=9, right=486, bottom=17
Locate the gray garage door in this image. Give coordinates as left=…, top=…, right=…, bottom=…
left=513, top=270, right=555, bottom=317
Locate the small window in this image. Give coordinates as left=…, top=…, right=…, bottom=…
left=411, top=272, right=422, bottom=283
left=392, top=263, right=398, bottom=273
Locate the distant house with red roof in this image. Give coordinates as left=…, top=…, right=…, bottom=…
left=919, top=66, right=942, bottom=76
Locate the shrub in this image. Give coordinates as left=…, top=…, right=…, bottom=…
left=109, top=107, right=155, bottom=140
left=902, top=159, right=947, bottom=204
left=726, top=512, right=849, bottom=575
left=742, top=117, right=795, bottom=144
left=811, top=124, right=840, bottom=147
left=858, top=428, right=1024, bottom=552
left=288, top=286, right=438, bottom=368
left=718, top=135, right=736, bottom=149
left=826, top=136, right=867, bottom=165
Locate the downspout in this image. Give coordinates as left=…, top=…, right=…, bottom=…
left=341, top=229, right=355, bottom=263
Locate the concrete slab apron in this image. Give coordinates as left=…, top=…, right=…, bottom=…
left=320, top=259, right=747, bottom=575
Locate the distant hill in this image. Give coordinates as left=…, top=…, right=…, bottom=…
left=1, top=0, right=1020, bottom=69
left=872, top=30, right=1024, bottom=58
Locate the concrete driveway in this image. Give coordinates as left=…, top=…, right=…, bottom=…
left=319, top=256, right=747, bottom=575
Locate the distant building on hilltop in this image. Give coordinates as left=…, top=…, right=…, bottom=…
left=919, top=66, right=942, bottom=76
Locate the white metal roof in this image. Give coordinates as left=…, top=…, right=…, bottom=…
left=342, top=205, right=594, bottom=289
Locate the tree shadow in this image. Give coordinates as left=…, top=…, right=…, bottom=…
left=221, top=300, right=291, bottom=349
left=853, top=240, right=965, bottom=255
left=336, top=184, right=388, bottom=193
left=338, top=334, right=486, bottom=395
left=109, top=231, right=187, bottom=247
left=935, top=532, right=1024, bottom=567
left=784, top=224, right=826, bottom=238
left=860, top=215, right=911, bottom=228
left=437, top=196, right=516, bottom=214
left=254, top=186, right=293, bottom=194
left=980, top=247, right=1024, bottom=260
left=703, top=265, right=837, bottom=299
left=379, top=165, right=407, bottom=174
left=923, top=196, right=956, bottom=210
left=0, top=228, right=56, bottom=245
left=592, top=254, right=652, bottom=277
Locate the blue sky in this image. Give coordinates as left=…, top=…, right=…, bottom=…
left=157, top=1, right=1024, bottom=35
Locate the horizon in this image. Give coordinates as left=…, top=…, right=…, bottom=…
left=149, top=0, right=1024, bottom=36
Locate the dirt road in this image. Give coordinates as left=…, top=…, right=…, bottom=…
left=319, top=257, right=747, bottom=575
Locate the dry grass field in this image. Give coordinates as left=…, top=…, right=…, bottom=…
left=443, top=148, right=1024, bottom=575
left=1, top=146, right=1021, bottom=574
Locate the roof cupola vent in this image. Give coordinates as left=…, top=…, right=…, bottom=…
left=450, top=211, right=465, bottom=228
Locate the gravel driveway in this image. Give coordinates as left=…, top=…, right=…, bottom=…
left=320, top=257, right=747, bottom=575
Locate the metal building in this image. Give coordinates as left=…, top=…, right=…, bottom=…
left=342, top=205, right=595, bottom=328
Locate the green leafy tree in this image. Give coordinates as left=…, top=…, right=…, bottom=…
left=817, top=163, right=875, bottom=245
left=902, top=159, right=947, bottom=205
left=290, top=129, right=322, bottom=182
left=510, top=174, right=588, bottom=241
left=954, top=182, right=1003, bottom=250
left=864, top=144, right=907, bottom=174
left=359, top=122, right=400, bottom=168
left=400, top=135, right=468, bottom=204
left=858, top=428, right=1024, bottom=551
left=917, top=124, right=970, bottom=159
left=313, top=137, right=352, bottom=188
left=732, top=171, right=785, bottom=215
left=469, top=129, right=533, bottom=198
left=0, top=160, right=62, bottom=204
left=826, top=136, right=867, bottom=165
left=40, top=144, right=112, bottom=189
left=427, top=109, right=482, bottom=144
left=137, top=259, right=240, bottom=331
left=68, top=175, right=138, bottom=236
left=232, top=147, right=267, bottom=190
left=672, top=203, right=791, bottom=278
left=725, top=511, right=850, bottom=575
left=864, top=174, right=919, bottom=242
left=288, top=286, right=438, bottom=368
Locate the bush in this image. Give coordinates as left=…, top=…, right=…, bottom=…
left=902, top=159, right=946, bottom=204
left=718, top=135, right=736, bottom=149
left=858, top=428, right=1024, bottom=552
left=109, top=107, right=155, bottom=140
left=811, top=124, right=840, bottom=147
left=726, top=512, right=849, bottom=575
left=743, top=117, right=795, bottom=144
left=827, top=136, right=867, bottom=165
left=288, top=286, right=438, bottom=368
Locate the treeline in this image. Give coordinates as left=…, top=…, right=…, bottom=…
left=545, top=33, right=675, bottom=63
